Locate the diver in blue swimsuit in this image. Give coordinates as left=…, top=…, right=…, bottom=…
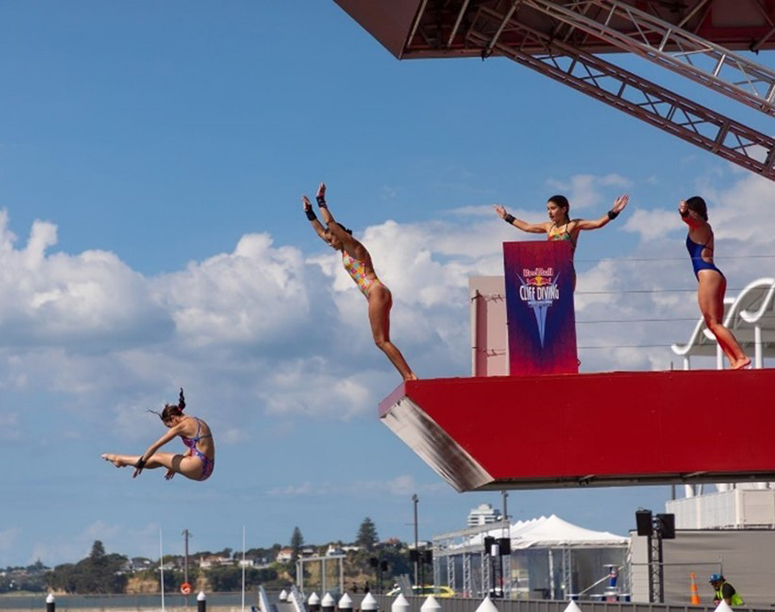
left=680, top=197, right=750, bottom=369
left=101, top=388, right=215, bottom=481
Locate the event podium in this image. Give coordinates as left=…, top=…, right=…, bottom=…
left=503, top=241, right=578, bottom=375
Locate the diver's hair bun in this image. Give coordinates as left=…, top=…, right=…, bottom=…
left=336, top=221, right=353, bottom=235
left=151, top=388, right=187, bottom=422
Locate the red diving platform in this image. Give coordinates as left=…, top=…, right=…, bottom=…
left=379, top=370, right=775, bottom=492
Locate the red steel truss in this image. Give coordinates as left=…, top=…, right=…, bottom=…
left=335, top=0, right=775, bottom=179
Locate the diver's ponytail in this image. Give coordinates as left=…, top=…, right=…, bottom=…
left=150, top=388, right=187, bottom=422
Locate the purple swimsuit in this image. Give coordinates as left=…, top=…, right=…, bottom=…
left=181, top=418, right=214, bottom=481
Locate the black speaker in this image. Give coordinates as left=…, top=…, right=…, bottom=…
left=423, top=550, right=433, bottom=563
left=409, top=549, right=419, bottom=562
left=483, top=536, right=495, bottom=553
left=656, top=513, right=675, bottom=539
left=498, top=537, right=511, bottom=555
left=635, top=509, right=653, bottom=536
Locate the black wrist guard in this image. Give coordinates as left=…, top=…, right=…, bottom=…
left=135, top=457, right=147, bottom=470
left=680, top=209, right=689, bottom=218
left=607, top=210, right=619, bottom=220
left=316, top=195, right=327, bottom=208
left=305, top=208, right=317, bottom=221
left=504, top=214, right=516, bottom=224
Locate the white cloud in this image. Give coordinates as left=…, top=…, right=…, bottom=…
left=378, top=474, right=446, bottom=496
left=261, top=361, right=374, bottom=421
left=3, top=169, right=775, bottom=568
left=0, top=212, right=171, bottom=350
left=266, top=475, right=445, bottom=498
left=622, top=208, right=681, bottom=241
left=0, top=168, right=771, bottom=437
left=546, top=173, right=631, bottom=210
left=155, top=233, right=309, bottom=348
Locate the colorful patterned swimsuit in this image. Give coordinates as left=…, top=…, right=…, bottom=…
left=547, top=222, right=577, bottom=252
left=181, top=417, right=214, bottom=481
left=342, top=251, right=387, bottom=298
left=547, top=222, right=577, bottom=286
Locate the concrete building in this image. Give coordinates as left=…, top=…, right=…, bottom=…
left=467, top=504, right=503, bottom=527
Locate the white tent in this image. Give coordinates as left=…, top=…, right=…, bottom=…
left=437, top=515, right=628, bottom=600
left=459, top=514, right=627, bottom=549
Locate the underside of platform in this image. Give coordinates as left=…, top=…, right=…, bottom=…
left=379, top=370, right=775, bottom=492
left=335, top=0, right=775, bottom=59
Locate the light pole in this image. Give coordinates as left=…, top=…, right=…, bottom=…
left=412, top=494, right=419, bottom=586
left=182, top=529, right=192, bottom=587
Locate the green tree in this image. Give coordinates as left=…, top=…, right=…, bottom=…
left=45, top=541, right=127, bottom=594
left=356, top=518, right=379, bottom=551
left=290, top=527, right=304, bottom=563
left=89, top=541, right=106, bottom=560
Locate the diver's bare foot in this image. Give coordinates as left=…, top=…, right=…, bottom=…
left=101, top=453, right=124, bottom=468
left=732, top=357, right=751, bottom=370
left=404, top=373, right=419, bottom=381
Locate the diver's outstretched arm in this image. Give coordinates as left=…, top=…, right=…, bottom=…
left=574, top=194, right=629, bottom=231
left=303, top=195, right=328, bottom=243
left=315, top=182, right=359, bottom=249
left=134, top=422, right=186, bottom=477
left=493, top=205, right=548, bottom=234
left=316, top=182, right=335, bottom=226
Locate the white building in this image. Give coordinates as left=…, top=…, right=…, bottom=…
left=467, top=504, right=503, bottom=527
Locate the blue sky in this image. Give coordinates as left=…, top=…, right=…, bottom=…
left=0, top=1, right=774, bottom=567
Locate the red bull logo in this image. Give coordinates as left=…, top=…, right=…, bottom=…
left=504, top=240, right=578, bottom=376
left=517, top=265, right=562, bottom=347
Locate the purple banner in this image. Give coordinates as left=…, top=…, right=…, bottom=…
left=503, top=241, right=578, bottom=376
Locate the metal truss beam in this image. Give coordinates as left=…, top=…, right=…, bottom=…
left=447, top=552, right=456, bottom=591
left=467, top=6, right=775, bottom=181
left=523, top=0, right=775, bottom=116
left=481, top=550, right=490, bottom=597
left=462, top=552, right=472, bottom=597
left=502, top=552, right=512, bottom=596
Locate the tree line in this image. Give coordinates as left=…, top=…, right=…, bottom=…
left=28, top=517, right=419, bottom=595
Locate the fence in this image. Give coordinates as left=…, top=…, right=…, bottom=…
left=358, top=595, right=769, bottom=612
left=629, top=564, right=722, bottom=605
left=0, top=592, right=259, bottom=612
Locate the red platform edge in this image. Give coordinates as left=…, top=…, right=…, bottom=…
left=379, top=370, right=775, bottom=492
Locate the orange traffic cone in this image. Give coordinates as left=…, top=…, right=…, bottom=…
left=690, top=573, right=701, bottom=605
